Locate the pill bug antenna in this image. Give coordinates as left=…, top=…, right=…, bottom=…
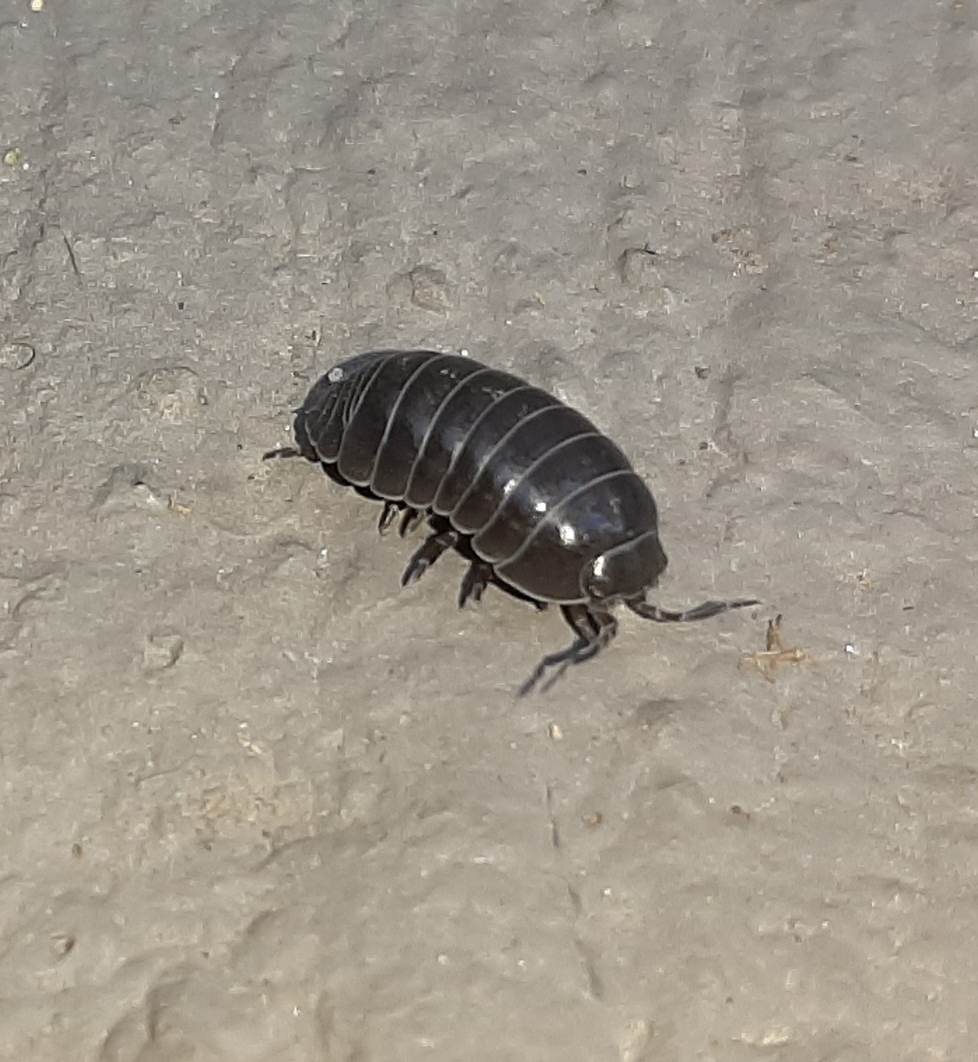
left=626, top=597, right=760, bottom=624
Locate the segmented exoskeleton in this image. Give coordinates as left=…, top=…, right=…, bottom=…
left=265, top=349, right=756, bottom=694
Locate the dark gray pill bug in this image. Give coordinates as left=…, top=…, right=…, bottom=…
left=264, top=349, right=758, bottom=695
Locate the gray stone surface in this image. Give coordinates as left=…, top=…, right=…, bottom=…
left=2, top=0, right=977, bottom=1058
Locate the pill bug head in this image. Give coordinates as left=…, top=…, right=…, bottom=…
left=581, top=531, right=668, bottom=605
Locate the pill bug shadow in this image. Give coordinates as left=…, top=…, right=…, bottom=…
left=264, top=349, right=758, bottom=696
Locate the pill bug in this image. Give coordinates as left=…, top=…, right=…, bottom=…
left=265, top=349, right=757, bottom=695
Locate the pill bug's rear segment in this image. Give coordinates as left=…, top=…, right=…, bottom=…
left=265, top=349, right=757, bottom=695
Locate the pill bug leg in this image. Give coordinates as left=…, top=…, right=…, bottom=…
left=627, top=597, right=759, bottom=623
left=518, top=605, right=619, bottom=697
left=454, top=560, right=546, bottom=610
left=457, top=568, right=549, bottom=611
left=396, top=507, right=554, bottom=613
left=451, top=537, right=548, bottom=613
left=399, top=509, right=425, bottom=537
left=401, top=518, right=459, bottom=588
left=378, top=502, right=423, bottom=536
left=378, top=502, right=399, bottom=534
left=458, top=561, right=494, bottom=608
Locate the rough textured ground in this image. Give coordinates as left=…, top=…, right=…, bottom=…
left=2, top=0, right=977, bottom=1058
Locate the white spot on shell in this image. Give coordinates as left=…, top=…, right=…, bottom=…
left=328, top=367, right=345, bottom=383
